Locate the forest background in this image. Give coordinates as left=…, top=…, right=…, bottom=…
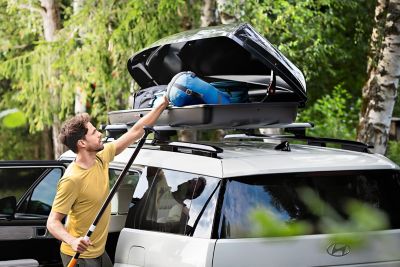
left=1, top=0, right=399, bottom=163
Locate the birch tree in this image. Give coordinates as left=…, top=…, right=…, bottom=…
left=357, top=0, right=400, bottom=154
left=201, top=0, right=217, bottom=27
left=41, top=0, right=64, bottom=158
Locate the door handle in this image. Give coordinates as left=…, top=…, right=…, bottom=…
left=33, top=226, right=48, bottom=238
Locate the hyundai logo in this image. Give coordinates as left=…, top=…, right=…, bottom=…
left=327, top=243, right=350, bottom=257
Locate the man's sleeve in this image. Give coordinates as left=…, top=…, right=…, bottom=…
left=52, top=178, right=79, bottom=215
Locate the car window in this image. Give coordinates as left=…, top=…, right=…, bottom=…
left=109, top=168, right=139, bottom=189
left=18, top=168, right=64, bottom=216
left=0, top=167, right=54, bottom=203
left=219, top=170, right=400, bottom=238
left=109, top=168, right=140, bottom=215
left=125, top=166, right=220, bottom=238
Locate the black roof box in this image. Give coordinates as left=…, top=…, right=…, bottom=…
left=127, top=23, right=306, bottom=105
left=108, top=23, right=307, bottom=130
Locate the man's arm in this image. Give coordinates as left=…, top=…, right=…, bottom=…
left=114, top=96, right=169, bottom=155
left=47, top=210, right=91, bottom=253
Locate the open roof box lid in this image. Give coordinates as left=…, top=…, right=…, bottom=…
left=108, top=23, right=307, bottom=129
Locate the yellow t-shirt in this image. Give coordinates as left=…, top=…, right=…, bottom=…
left=52, top=143, right=116, bottom=258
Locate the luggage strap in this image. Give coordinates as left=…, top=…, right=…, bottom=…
left=174, top=83, right=204, bottom=101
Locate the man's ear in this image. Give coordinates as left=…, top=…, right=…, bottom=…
left=77, top=139, right=86, bottom=149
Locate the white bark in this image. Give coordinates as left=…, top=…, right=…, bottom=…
left=40, top=0, right=63, bottom=158
left=40, top=0, right=60, bottom=41
left=201, top=0, right=217, bottom=27
left=178, top=129, right=198, bottom=142
left=73, top=0, right=87, bottom=115
left=358, top=0, right=400, bottom=155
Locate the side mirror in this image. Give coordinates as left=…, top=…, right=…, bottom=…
left=0, top=196, right=17, bottom=218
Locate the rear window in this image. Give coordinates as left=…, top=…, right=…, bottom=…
left=218, top=170, right=400, bottom=238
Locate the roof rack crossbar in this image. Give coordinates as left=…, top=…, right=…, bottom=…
left=158, top=141, right=223, bottom=158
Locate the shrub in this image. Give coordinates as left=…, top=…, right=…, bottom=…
left=298, top=85, right=360, bottom=140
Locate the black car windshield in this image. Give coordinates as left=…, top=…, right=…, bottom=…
left=218, top=170, right=400, bottom=238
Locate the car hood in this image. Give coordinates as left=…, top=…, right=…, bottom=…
left=127, top=23, right=307, bottom=104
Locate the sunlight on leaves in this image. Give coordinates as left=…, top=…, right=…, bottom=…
left=251, top=186, right=389, bottom=248
left=0, top=108, right=27, bottom=128
left=250, top=208, right=312, bottom=237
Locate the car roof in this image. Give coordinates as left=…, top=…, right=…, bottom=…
left=58, top=140, right=399, bottom=178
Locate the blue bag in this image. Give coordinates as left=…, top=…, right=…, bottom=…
left=210, top=81, right=249, bottom=103
left=167, top=72, right=231, bottom=107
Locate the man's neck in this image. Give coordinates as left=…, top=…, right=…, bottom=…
left=75, top=150, right=97, bottom=169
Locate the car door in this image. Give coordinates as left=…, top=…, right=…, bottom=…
left=114, top=166, right=221, bottom=267
left=0, top=161, right=66, bottom=267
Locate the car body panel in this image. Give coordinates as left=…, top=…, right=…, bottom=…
left=220, top=145, right=398, bottom=177
left=212, top=230, right=400, bottom=267
left=114, top=228, right=215, bottom=267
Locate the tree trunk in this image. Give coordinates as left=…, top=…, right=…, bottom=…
left=357, top=0, right=400, bottom=155
left=40, top=0, right=61, bottom=42
left=42, top=127, right=54, bottom=159
left=73, top=0, right=87, bottom=115
left=178, top=129, right=198, bottom=142
left=201, top=0, right=218, bottom=27
left=40, top=0, right=64, bottom=159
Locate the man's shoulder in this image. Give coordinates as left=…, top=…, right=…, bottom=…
left=96, top=142, right=116, bottom=163
left=59, top=163, right=82, bottom=184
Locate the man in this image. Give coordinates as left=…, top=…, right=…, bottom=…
left=47, top=96, right=169, bottom=267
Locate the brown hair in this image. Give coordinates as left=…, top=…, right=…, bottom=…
left=59, top=113, right=91, bottom=153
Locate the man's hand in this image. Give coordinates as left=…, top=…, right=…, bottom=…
left=69, top=237, right=92, bottom=253
left=114, top=94, right=169, bottom=155
left=155, top=95, right=169, bottom=109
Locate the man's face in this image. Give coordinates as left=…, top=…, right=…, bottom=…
left=82, top=122, right=104, bottom=152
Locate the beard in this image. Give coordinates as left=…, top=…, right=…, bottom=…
left=95, top=144, right=105, bottom=152
left=87, top=142, right=104, bottom=152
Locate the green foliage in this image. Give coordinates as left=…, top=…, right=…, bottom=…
left=298, top=85, right=360, bottom=140
left=231, top=0, right=375, bottom=102
left=386, top=141, right=400, bottom=165
left=251, top=186, right=389, bottom=247
left=0, top=108, right=26, bottom=128
left=250, top=209, right=312, bottom=237
left=0, top=125, right=44, bottom=160
left=0, top=0, right=201, bottom=132
left=298, top=187, right=389, bottom=246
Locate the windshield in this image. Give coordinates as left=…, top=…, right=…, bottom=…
left=218, top=170, right=400, bottom=238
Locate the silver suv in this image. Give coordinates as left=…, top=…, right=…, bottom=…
left=63, top=131, right=400, bottom=267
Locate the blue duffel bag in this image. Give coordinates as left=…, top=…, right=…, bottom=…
left=210, top=81, right=249, bottom=103
left=166, top=71, right=231, bottom=107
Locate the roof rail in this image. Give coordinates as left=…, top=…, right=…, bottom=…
left=224, top=132, right=373, bottom=153
left=158, top=141, right=223, bottom=158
